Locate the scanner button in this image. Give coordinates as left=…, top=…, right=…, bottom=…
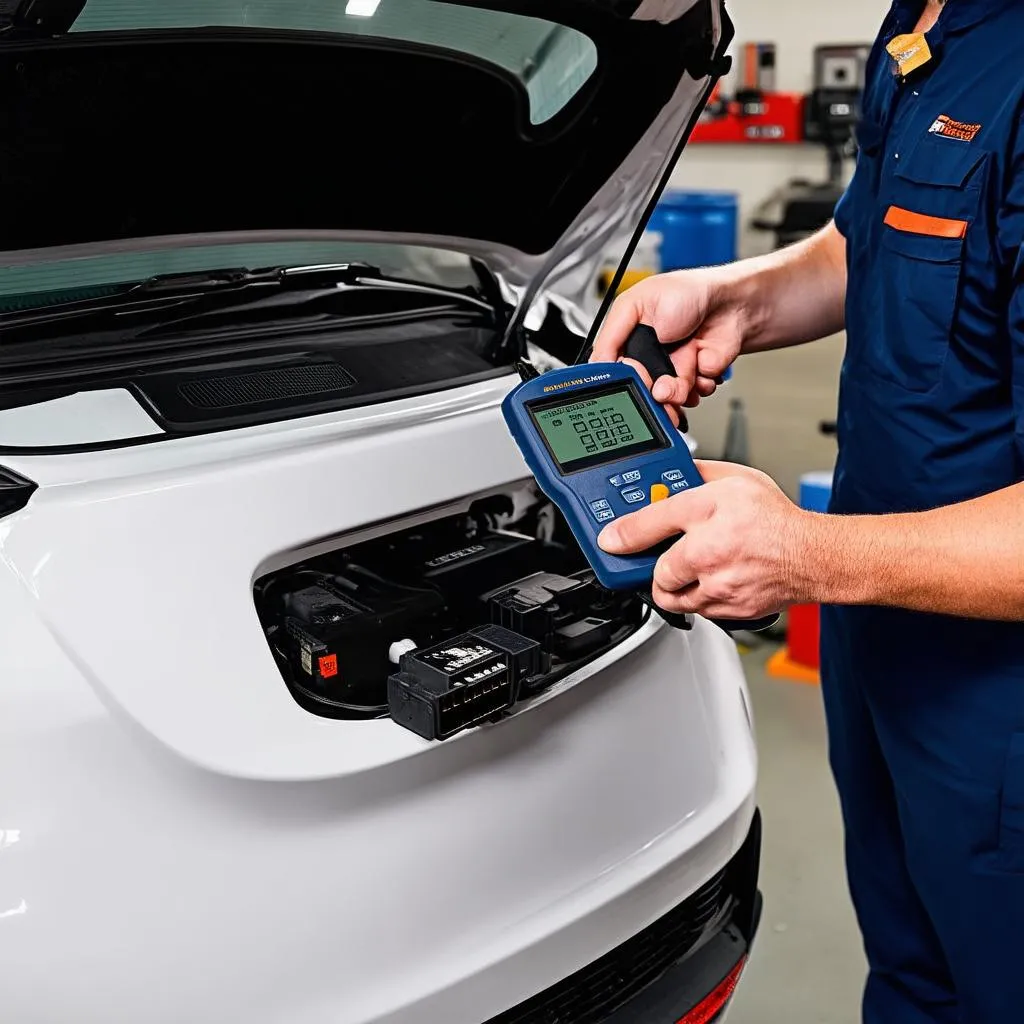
left=608, top=469, right=642, bottom=487
left=662, top=469, right=685, bottom=483
left=589, top=499, right=611, bottom=513
left=670, top=480, right=690, bottom=493
left=650, top=484, right=670, bottom=503
left=593, top=508, right=615, bottom=523
left=621, top=488, right=646, bottom=504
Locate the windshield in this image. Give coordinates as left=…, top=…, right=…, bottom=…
left=0, top=242, right=479, bottom=312
left=70, top=0, right=598, bottom=125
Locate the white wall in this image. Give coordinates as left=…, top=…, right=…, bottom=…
left=669, top=0, right=889, bottom=257
left=714, top=0, right=887, bottom=94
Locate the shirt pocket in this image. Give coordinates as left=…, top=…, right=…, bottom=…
left=875, top=224, right=965, bottom=392
left=870, top=138, right=989, bottom=394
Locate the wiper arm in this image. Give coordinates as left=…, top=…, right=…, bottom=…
left=134, top=262, right=377, bottom=296
left=0, top=263, right=500, bottom=337
left=0, top=263, right=319, bottom=328
left=128, top=265, right=499, bottom=339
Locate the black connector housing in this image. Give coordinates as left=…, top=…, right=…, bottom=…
left=341, top=521, right=547, bottom=618
left=278, top=574, right=446, bottom=708
left=556, top=617, right=612, bottom=657
left=387, top=625, right=543, bottom=741
left=284, top=619, right=337, bottom=688
left=486, top=570, right=641, bottom=662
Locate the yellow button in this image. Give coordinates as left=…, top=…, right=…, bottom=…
left=650, top=484, right=670, bottom=503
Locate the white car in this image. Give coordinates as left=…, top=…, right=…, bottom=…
left=0, top=1, right=760, bottom=1022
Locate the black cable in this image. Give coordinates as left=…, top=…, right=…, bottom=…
left=290, top=676, right=388, bottom=718
left=574, top=74, right=723, bottom=366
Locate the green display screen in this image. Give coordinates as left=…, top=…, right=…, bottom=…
left=530, top=386, right=663, bottom=472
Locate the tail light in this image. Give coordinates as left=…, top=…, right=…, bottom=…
left=676, top=957, right=747, bottom=1024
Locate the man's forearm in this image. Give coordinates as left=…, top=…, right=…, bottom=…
left=721, top=222, right=848, bottom=355
left=796, top=482, right=1024, bottom=620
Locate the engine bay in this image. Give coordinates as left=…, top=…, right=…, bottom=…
left=254, top=485, right=650, bottom=740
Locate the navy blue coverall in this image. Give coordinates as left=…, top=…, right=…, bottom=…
left=824, top=1, right=1024, bottom=1021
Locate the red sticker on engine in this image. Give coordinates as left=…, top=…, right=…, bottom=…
left=318, top=654, right=339, bottom=679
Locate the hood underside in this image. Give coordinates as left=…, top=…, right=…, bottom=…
left=0, top=0, right=731, bottom=291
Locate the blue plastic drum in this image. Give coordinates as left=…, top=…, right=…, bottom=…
left=648, top=190, right=739, bottom=383
left=648, top=190, right=738, bottom=272
left=799, top=471, right=834, bottom=513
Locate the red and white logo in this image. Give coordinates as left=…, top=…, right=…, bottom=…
left=928, top=114, right=982, bottom=143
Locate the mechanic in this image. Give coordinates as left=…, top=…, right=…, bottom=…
left=590, top=1, right=1024, bottom=1021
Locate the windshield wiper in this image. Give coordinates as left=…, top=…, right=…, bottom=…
left=0, top=262, right=503, bottom=337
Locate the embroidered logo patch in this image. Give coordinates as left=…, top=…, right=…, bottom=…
left=928, top=114, right=982, bottom=143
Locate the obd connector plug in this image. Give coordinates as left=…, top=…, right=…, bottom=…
left=388, top=625, right=542, bottom=741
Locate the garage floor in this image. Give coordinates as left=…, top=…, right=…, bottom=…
left=727, top=650, right=865, bottom=1024
left=684, top=334, right=868, bottom=1023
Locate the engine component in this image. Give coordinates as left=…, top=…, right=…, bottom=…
left=273, top=573, right=446, bottom=712
left=255, top=490, right=648, bottom=732
left=340, top=518, right=550, bottom=613
left=487, top=570, right=641, bottom=660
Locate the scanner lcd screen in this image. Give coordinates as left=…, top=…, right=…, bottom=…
left=528, top=384, right=668, bottom=474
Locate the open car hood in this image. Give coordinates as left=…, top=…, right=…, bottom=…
left=0, top=0, right=732, bottom=315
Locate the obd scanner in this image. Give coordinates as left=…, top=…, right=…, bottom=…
left=504, top=326, right=779, bottom=634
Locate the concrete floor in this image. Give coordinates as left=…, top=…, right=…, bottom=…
left=727, top=649, right=866, bottom=1024
left=685, top=334, right=868, bottom=1022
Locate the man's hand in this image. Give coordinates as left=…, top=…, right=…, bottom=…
left=590, top=269, right=746, bottom=414
left=597, top=460, right=818, bottom=621
left=597, top=460, right=1024, bottom=625
left=588, top=224, right=848, bottom=420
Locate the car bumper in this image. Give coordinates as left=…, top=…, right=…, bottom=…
left=486, top=810, right=762, bottom=1024
left=1, top=589, right=757, bottom=1024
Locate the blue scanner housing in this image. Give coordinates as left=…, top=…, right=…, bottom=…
left=502, top=361, right=703, bottom=592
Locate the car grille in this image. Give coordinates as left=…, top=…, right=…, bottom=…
left=484, top=869, right=731, bottom=1024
